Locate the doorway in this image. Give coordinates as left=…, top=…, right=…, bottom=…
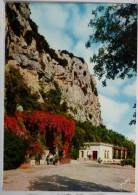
left=93, top=151, right=98, bottom=160
left=81, top=151, right=84, bottom=158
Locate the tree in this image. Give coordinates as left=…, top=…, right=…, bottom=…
left=86, top=4, right=137, bottom=84
left=4, top=131, right=27, bottom=170
left=5, top=67, right=40, bottom=115
left=129, top=103, right=136, bottom=125
left=86, top=4, right=137, bottom=124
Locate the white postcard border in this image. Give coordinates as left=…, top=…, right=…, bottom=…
left=0, top=0, right=137, bottom=195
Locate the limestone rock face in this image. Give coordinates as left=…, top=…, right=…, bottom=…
left=5, top=3, right=102, bottom=126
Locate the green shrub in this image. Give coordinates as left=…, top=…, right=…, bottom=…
left=14, top=3, right=21, bottom=11
left=94, top=88, right=98, bottom=96
left=60, top=50, right=85, bottom=64
left=61, top=50, right=74, bottom=58
left=35, top=34, right=49, bottom=53
left=121, top=159, right=135, bottom=168
left=42, top=81, right=62, bottom=113
left=78, top=57, right=85, bottom=64
left=4, top=131, right=28, bottom=170
left=24, top=30, right=33, bottom=45
left=5, top=67, right=40, bottom=114
left=29, top=18, right=38, bottom=33
left=28, top=18, right=49, bottom=53
left=122, top=139, right=136, bottom=159
left=6, top=4, right=23, bottom=37
left=59, top=59, right=68, bottom=67
left=48, top=48, right=68, bottom=66
left=60, top=101, right=68, bottom=112
left=70, top=148, right=79, bottom=160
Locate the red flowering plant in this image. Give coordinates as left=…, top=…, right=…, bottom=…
left=4, top=114, right=28, bottom=138
left=4, top=111, right=75, bottom=158
left=32, top=111, right=75, bottom=157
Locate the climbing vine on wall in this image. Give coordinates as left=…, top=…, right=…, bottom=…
left=4, top=111, right=75, bottom=157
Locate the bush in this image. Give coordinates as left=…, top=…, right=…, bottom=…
left=29, top=18, right=38, bottom=33
left=4, top=131, right=28, bottom=170
left=14, top=3, right=21, bottom=11
left=59, top=59, right=68, bottom=67
left=48, top=49, right=68, bottom=67
left=35, top=34, right=49, bottom=53
left=60, top=101, right=68, bottom=112
left=61, top=50, right=74, bottom=58
left=6, top=4, right=23, bottom=37
left=121, top=159, right=135, bottom=168
left=28, top=18, right=49, bottom=53
left=70, top=148, right=79, bottom=160
left=5, top=67, right=40, bottom=114
left=78, top=57, right=85, bottom=64
left=41, top=81, right=63, bottom=113
left=94, top=88, right=98, bottom=96
left=24, top=30, right=33, bottom=45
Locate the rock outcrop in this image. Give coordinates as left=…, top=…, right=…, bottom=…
left=5, top=2, right=102, bottom=126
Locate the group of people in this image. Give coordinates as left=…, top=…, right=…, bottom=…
left=46, top=152, right=59, bottom=165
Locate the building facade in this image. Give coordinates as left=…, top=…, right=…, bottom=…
left=79, top=142, right=127, bottom=163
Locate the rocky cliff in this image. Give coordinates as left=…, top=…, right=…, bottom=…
left=5, top=2, right=102, bottom=126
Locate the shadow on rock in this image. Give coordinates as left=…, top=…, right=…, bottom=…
left=29, top=175, right=128, bottom=192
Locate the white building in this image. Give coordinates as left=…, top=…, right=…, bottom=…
left=79, top=142, right=127, bottom=163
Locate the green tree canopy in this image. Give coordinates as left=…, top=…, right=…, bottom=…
left=86, top=4, right=137, bottom=85
left=86, top=4, right=137, bottom=125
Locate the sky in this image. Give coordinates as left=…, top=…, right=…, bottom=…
left=30, top=2, right=136, bottom=141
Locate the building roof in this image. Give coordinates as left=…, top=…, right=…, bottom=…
left=113, top=145, right=128, bottom=150
left=83, top=142, right=113, bottom=147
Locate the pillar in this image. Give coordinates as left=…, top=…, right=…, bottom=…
left=120, top=149, right=123, bottom=159
left=116, top=149, right=118, bottom=159
left=113, top=149, right=116, bottom=159
left=125, top=150, right=127, bottom=159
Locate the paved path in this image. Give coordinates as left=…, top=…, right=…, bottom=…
left=3, top=161, right=135, bottom=192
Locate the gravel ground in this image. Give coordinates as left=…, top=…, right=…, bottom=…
left=3, top=160, right=135, bottom=192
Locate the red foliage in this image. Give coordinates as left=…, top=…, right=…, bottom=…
left=27, top=111, right=75, bottom=156
left=4, top=115, right=27, bottom=138
left=5, top=111, right=75, bottom=157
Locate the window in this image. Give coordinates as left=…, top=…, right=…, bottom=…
left=104, top=150, right=106, bottom=158
left=81, top=151, right=84, bottom=158
left=107, top=151, right=109, bottom=159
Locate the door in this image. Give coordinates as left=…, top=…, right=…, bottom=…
left=93, top=151, right=98, bottom=160
left=81, top=151, right=84, bottom=158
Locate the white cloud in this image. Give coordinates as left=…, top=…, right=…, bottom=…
left=43, top=4, right=69, bottom=30
left=30, top=3, right=97, bottom=65
left=123, top=81, right=136, bottom=97
left=42, top=29, right=74, bottom=51
left=72, top=41, right=93, bottom=64
left=125, top=128, right=136, bottom=142
left=96, top=77, right=136, bottom=98
left=96, top=79, right=119, bottom=97
left=30, top=3, right=69, bottom=30
left=30, top=3, right=73, bottom=51
left=70, top=3, right=99, bottom=40
left=72, top=12, right=91, bottom=40
left=99, top=95, right=129, bottom=128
